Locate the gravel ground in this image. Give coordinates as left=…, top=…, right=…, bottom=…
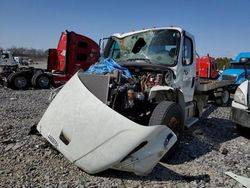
left=0, top=86, right=250, bottom=187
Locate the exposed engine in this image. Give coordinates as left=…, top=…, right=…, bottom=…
left=108, top=67, right=175, bottom=124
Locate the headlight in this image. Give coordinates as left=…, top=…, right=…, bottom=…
left=234, top=87, right=246, bottom=105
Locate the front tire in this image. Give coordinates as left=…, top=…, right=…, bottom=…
left=149, top=101, right=184, bottom=161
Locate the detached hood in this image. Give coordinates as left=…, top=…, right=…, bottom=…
left=37, top=72, right=177, bottom=176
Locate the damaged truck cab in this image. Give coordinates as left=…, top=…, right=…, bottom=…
left=102, top=27, right=199, bottom=129
left=38, top=27, right=232, bottom=176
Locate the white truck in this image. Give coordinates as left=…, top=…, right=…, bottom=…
left=0, top=50, right=17, bottom=65
left=37, top=27, right=234, bottom=176
left=231, top=57, right=250, bottom=132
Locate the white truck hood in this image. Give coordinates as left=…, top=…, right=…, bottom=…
left=37, top=73, right=177, bottom=176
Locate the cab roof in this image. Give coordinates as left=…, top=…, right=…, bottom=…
left=233, top=52, right=250, bottom=63
left=112, top=26, right=188, bottom=39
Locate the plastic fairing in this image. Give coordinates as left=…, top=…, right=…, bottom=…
left=37, top=72, right=177, bottom=176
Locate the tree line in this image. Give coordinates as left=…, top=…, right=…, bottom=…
left=0, top=46, right=48, bottom=60
left=215, top=57, right=232, bottom=70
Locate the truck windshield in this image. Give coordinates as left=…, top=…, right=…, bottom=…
left=107, top=29, right=181, bottom=66
left=230, top=63, right=250, bottom=69
left=1, top=53, right=9, bottom=59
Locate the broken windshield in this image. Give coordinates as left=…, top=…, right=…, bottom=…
left=107, top=29, right=181, bottom=66
left=230, top=63, right=250, bottom=70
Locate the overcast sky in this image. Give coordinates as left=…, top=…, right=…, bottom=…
left=0, top=0, right=250, bottom=58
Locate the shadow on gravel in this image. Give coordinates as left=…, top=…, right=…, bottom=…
left=95, top=164, right=210, bottom=183
left=167, top=105, right=239, bottom=165
left=93, top=104, right=237, bottom=182
left=236, top=125, right=250, bottom=139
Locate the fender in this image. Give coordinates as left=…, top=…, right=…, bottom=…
left=149, top=86, right=186, bottom=123
left=149, top=86, right=174, bottom=100
left=149, top=86, right=185, bottom=109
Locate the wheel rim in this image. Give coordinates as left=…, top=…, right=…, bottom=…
left=38, top=76, right=49, bottom=88
left=14, top=76, right=27, bottom=89
left=167, top=116, right=181, bottom=136
left=222, top=90, right=229, bottom=104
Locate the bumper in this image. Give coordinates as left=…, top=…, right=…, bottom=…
left=37, top=72, right=177, bottom=176
left=230, top=106, right=250, bottom=128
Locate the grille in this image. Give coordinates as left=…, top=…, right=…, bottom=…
left=222, top=75, right=236, bottom=81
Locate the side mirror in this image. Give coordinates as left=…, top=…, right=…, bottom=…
left=240, top=57, right=250, bottom=64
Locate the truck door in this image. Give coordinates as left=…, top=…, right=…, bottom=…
left=47, top=49, right=58, bottom=71
left=180, top=34, right=196, bottom=102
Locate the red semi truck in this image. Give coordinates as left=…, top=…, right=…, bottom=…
left=0, top=31, right=100, bottom=89
left=196, top=55, right=220, bottom=79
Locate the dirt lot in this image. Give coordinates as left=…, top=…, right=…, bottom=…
left=0, top=87, right=249, bottom=187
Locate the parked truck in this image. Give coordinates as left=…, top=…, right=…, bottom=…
left=0, top=51, right=19, bottom=82
left=0, top=31, right=100, bottom=89
left=0, top=50, right=18, bottom=65
left=37, top=27, right=235, bottom=176
left=219, top=52, right=250, bottom=93
left=230, top=57, right=250, bottom=133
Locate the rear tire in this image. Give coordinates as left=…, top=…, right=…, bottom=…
left=215, top=89, right=230, bottom=106
left=31, top=72, right=50, bottom=89
left=7, top=72, right=29, bottom=90
left=149, top=101, right=184, bottom=161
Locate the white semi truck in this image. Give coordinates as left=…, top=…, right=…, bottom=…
left=0, top=50, right=17, bottom=65
left=37, top=27, right=234, bottom=175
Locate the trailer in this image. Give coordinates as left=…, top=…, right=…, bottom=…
left=37, top=27, right=235, bottom=176
left=0, top=31, right=100, bottom=89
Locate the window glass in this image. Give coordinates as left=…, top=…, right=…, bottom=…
left=2, top=53, right=9, bottom=59
left=106, top=29, right=181, bottom=66
left=182, top=37, right=193, bottom=65
left=231, top=63, right=250, bottom=69
left=108, top=41, right=120, bottom=59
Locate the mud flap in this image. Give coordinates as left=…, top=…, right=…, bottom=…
left=37, top=72, right=177, bottom=176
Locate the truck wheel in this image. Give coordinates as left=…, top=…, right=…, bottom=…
left=31, top=73, right=50, bottom=89
left=149, top=101, right=184, bottom=161
left=7, top=72, right=29, bottom=90
left=215, top=89, right=230, bottom=106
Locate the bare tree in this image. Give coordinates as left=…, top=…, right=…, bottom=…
left=7, top=46, right=47, bottom=60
